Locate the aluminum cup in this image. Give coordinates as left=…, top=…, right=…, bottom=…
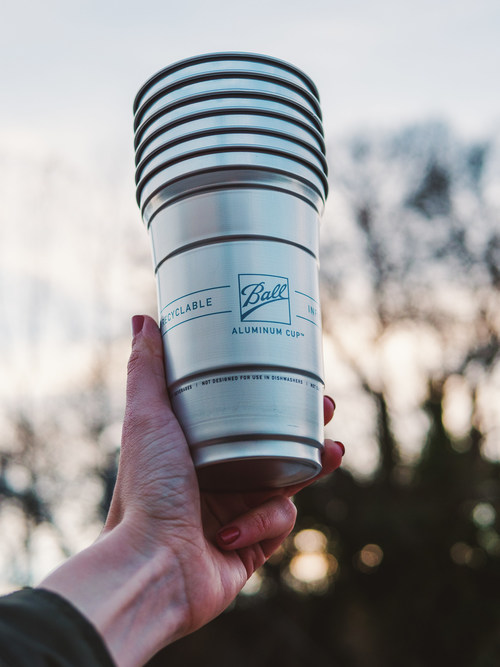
left=136, top=148, right=328, bottom=214
left=134, top=110, right=326, bottom=165
left=134, top=75, right=322, bottom=132
left=134, top=51, right=320, bottom=113
left=159, top=237, right=324, bottom=491
left=148, top=187, right=320, bottom=271
left=133, top=89, right=324, bottom=136
left=141, top=166, right=325, bottom=229
left=134, top=54, right=329, bottom=491
left=134, top=99, right=324, bottom=154
left=134, top=129, right=328, bottom=186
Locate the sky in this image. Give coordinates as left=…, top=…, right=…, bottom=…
left=1, top=0, right=499, bottom=169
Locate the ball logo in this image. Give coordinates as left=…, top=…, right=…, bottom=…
left=238, top=274, right=291, bottom=324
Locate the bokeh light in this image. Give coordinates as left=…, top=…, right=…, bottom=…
left=285, top=527, right=338, bottom=593
left=289, top=552, right=338, bottom=584
left=472, top=502, right=496, bottom=529
left=240, top=571, right=263, bottom=596
left=355, top=544, right=384, bottom=572
left=293, top=528, right=328, bottom=553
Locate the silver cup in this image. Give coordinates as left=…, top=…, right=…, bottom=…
left=136, top=148, right=328, bottom=220
left=133, top=51, right=320, bottom=114
left=134, top=89, right=324, bottom=137
left=134, top=53, right=329, bottom=491
left=134, top=72, right=322, bottom=131
left=134, top=110, right=326, bottom=165
left=134, top=130, right=328, bottom=186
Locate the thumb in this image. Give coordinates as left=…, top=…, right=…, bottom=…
left=121, top=314, right=188, bottom=466
left=124, top=315, right=171, bottom=422
left=106, top=315, right=192, bottom=527
left=122, top=314, right=189, bottom=455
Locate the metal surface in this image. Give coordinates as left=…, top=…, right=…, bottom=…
left=157, top=238, right=322, bottom=382
left=141, top=167, right=326, bottom=228
left=135, top=129, right=328, bottom=185
left=157, top=233, right=324, bottom=491
left=133, top=51, right=320, bottom=113
left=135, top=110, right=326, bottom=165
left=134, top=53, right=329, bottom=490
left=136, top=148, right=328, bottom=212
left=134, top=77, right=321, bottom=131
left=133, top=89, right=323, bottom=135
left=148, top=187, right=320, bottom=261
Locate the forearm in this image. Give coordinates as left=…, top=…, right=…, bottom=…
left=39, top=522, right=188, bottom=667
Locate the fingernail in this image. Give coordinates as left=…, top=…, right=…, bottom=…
left=131, top=315, right=145, bottom=336
left=325, top=395, right=336, bottom=412
left=336, top=441, right=345, bottom=456
left=217, top=526, right=240, bottom=546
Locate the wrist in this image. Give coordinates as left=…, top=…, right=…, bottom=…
left=39, top=520, right=189, bottom=667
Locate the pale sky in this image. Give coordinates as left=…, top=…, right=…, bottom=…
left=1, top=0, right=499, bottom=168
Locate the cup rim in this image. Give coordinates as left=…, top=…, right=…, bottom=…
left=133, top=88, right=324, bottom=135
left=133, top=51, right=320, bottom=113
left=134, top=106, right=327, bottom=161
left=134, top=69, right=323, bottom=128
left=134, top=126, right=328, bottom=183
left=135, top=144, right=329, bottom=208
left=140, top=166, right=326, bottom=227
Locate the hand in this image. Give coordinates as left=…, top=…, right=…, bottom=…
left=41, top=315, right=344, bottom=666
left=106, top=315, right=344, bottom=650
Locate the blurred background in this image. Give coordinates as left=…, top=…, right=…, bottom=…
left=1, top=0, right=499, bottom=665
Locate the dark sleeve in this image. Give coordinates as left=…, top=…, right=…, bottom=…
left=0, top=588, right=115, bottom=667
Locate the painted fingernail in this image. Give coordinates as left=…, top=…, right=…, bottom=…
left=217, top=526, right=240, bottom=545
left=131, top=315, right=145, bottom=336
left=336, top=441, right=345, bottom=456
left=325, top=395, right=336, bottom=412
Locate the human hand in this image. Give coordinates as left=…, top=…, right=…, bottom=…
left=106, top=315, right=343, bottom=651
left=41, top=315, right=344, bottom=666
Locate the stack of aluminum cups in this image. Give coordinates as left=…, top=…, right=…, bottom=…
left=133, top=52, right=329, bottom=491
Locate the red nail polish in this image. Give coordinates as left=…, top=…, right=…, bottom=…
left=325, top=395, right=336, bottom=412
left=336, top=441, right=345, bottom=456
left=131, top=315, right=145, bottom=336
left=217, top=526, right=240, bottom=545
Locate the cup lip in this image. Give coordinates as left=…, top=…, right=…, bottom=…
left=140, top=166, right=326, bottom=227
left=134, top=106, right=327, bottom=161
left=134, top=69, right=323, bottom=127
left=133, top=51, right=320, bottom=113
left=133, top=88, right=324, bottom=136
left=134, top=126, right=328, bottom=183
left=135, top=144, right=329, bottom=208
